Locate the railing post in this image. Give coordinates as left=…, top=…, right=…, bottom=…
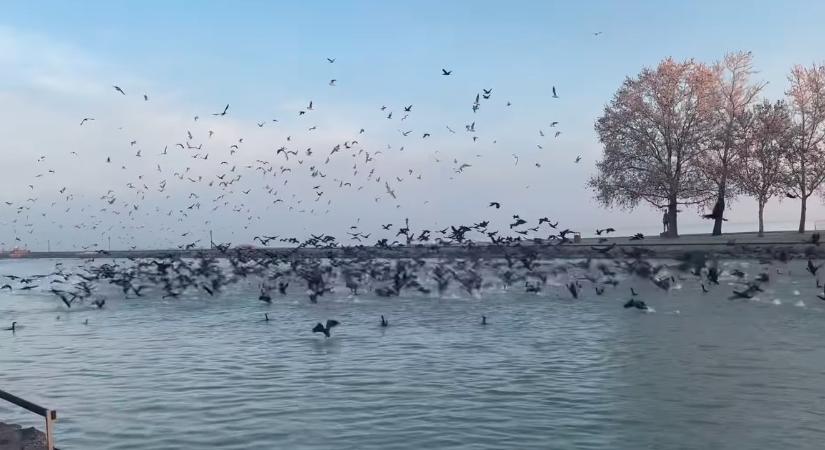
left=45, top=409, right=56, bottom=450
left=0, top=389, right=57, bottom=449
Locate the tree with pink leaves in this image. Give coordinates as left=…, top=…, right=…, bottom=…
left=589, top=58, right=718, bottom=237
left=784, top=64, right=825, bottom=233
left=735, top=100, right=793, bottom=236
left=701, top=51, right=766, bottom=236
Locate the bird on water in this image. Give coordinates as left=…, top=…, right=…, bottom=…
left=313, top=319, right=340, bottom=337
left=380, top=315, right=388, bottom=327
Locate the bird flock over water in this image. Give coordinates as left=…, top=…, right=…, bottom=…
left=3, top=52, right=825, bottom=336
left=2, top=228, right=824, bottom=336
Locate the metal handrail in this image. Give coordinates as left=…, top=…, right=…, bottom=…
left=0, top=389, right=57, bottom=450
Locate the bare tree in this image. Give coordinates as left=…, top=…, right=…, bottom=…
left=589, top=58, right=718, bottom=237
left=701, top=51, right=765, bottom=235
left=785, top=64, right=825, bottom=232
left=735, top=100, right=792, bottom=236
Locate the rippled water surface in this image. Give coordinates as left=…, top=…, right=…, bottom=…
left=2, top=259, right=825, bottom=449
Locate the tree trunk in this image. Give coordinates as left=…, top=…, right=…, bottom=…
left=712, top=191, right=725, bottom=236
left=799, top=196, right=807, bottom=233
left=667, top=199, right=679, bottom=238
left=757, top=200, right=765, bottom=237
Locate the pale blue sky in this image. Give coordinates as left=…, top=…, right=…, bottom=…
left=2, top=1, right=825, bottom=249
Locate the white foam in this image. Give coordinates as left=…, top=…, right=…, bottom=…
left=793, top=290, right=801, bottom=296
left=795, top=300, right=806, bottom=308
left=771, top=298, right=782, bottom=305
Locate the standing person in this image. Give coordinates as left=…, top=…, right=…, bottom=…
left=662, top=209, right=669, bottom=235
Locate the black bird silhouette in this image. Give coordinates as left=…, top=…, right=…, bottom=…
left=327, top=57, right=335, bottom=63
left=264, top=313, right=270, bottom=322
left=489, top=201, right=501, bottom=209
left=481, top=315, right=487, bottom=325
left=785, top=192, right=798, bottom=199
left=5, top=322, right=17, bottom=332
left=441, top=69, right=452, bottom=76
left=92, top=298, right=105, bottom=309
left=707, top=267, right=720, bottom=284
left=630, top=287, right=638, bottom=296
left=807, top=259, right=822, bottom=276
left=212, top=104, right=230, bottom=116
left=702, top=200, right=728, bottom=221
left=380, top=315, right=388, bottom=327
left=312, top=319, right=340, bottom=337
left=552, top=86, right=559, bottom=98
left=629, top=233, right=645, bottom=240
left=624, top=299, right=648, bottom=310
left=278, top=282, right=289, bottom=295
left=567, top=282, right=579, bottom=299
left=509, top=218, right=527, bottom=229
left=113, top=85, right=126, bottom=95
left=701, top=283, right=709, bottom=293
left=729, top=287, right=757, bottom=300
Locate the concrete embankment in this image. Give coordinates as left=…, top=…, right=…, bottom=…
left=1, top=230, right=823, bottom=261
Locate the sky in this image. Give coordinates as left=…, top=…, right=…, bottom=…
left=2, top=0, right=825, bottom=251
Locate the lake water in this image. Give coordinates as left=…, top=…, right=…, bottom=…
left=1, top=258, right=825, bottom=449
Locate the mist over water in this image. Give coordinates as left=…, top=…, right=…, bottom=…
left=2, top=259, right=825, bottom=449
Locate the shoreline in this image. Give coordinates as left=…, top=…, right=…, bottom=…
left=0, top=230, right=822, bottom=261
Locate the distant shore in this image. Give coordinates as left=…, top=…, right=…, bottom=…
left=1, top=230, right=822, bottom=261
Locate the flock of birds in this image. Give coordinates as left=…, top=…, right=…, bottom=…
left=2, top=226, right=824, bottom=336
left=2, top=57, right=587, bottom=253
left=3, top=53, right=825, bottom=338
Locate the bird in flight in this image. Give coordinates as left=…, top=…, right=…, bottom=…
left=552, top=86, right=559, bottom=98
left=575, top=155, right=582, bottom=163
left=327, top=57, right=335, bottom=63
left=489, top=201, right=501, bottom=209
left=113, top=85, right=126, bottom=95
left=80, top=118, right=94, bottom=126
left=441, top=68, right=452, bottom=76
left=212, top=104, right=230, bottom=116
left=312, top=319, right=340, bottom=338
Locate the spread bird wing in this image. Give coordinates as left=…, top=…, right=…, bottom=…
left=326, top=319, right=340, bottom=329
left=312, top=323, right=325, bottom=333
